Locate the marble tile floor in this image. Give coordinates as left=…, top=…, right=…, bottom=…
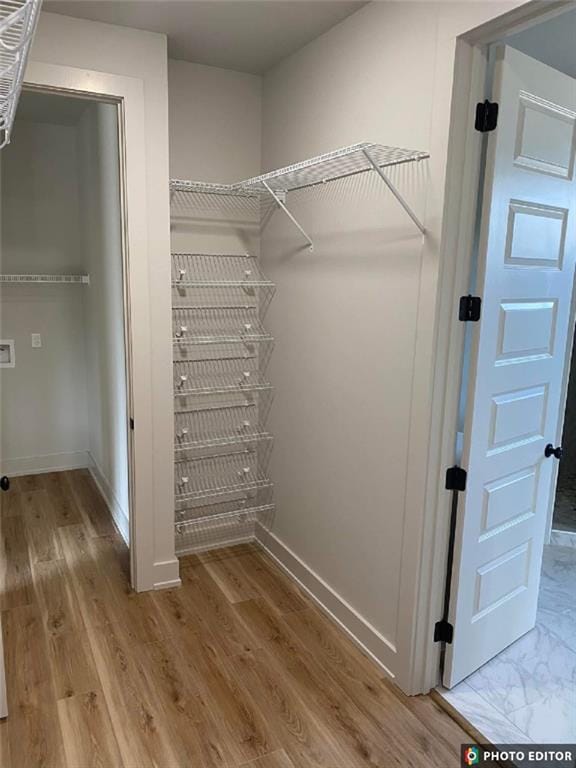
left=439, top=544, right=576, bottom=746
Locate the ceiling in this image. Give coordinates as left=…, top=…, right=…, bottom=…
left=43, top=0, right=368, bottom=75
left=507, top=8, right=576, bottom=78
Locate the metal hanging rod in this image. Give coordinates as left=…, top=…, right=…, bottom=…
left=1, top=0, right=43, bottom=149
left=169, top=142, right=429, bottom=249
left=0, top=274, right=90, bottom=284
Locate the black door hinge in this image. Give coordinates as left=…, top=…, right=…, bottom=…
left=434, top=619, right=454, bottom=644
left=130, top=417, right=135, bottom=431
left=475, top=100, right=499, bottom=132
left=459, top=294, right=481, bottom=322
left=445, top=465, right=467, bottom=492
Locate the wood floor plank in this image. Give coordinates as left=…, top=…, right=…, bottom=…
left=57, top=688, right=124, bottom=768
left=43, top=472, right=82, bottom=527
left=15, top=474, right=45, bottom=493
left=21, top=490, right=63, bottom=564
left=171, top=627, right=279, bottom=766
left=86, top=618, right=182, bottom=768
left=152, top=581, right=203, bottom=637
left=239, top=749, right=297, bottom=768
left=284, top=606, right=461, bottom=767
left=189, top=565, right=262, bottom=657
left=231, top=647, right=345, bottom=768
left=91, top=535, right=164, bottom=644
left=66, top=470, right=116, bottom=538
left=0, top=489, right=22, bottom=520
left=57, top=524, right=118, bottom=631
left=235, top=598, right=405, bottom=768
left=200, top=547, right=261, bottom=604
left=33, top=558, right=99, bottom=699
left=0, top=473, right=478, bottom=768
left=0, top=718, right=10, bottom=768
left=137, top=638, right=209, bottom=766
left=2, top=604, right=66, bottom=767
left=238, top=551, right=307, bottom=614
left=0, top=516, right=34, bottom=610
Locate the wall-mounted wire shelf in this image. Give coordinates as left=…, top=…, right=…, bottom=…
left=0, top=0, right=43, bottom=149
left=172, top=339, right=274, bottom=369
left=175, top=502, right=275, bottom=555
left=0, top=273, right=90, bottom=284
left=172, top=307, right=273, bottom=345
left=170, top=142, right=429, bottom=248
left=173, top=359, right=272, bottom=397
left=174, top=444, right=273, bottom=504
left=172, top=253, right=274, bottom=287
left=175, top=405, right=272, bottom=450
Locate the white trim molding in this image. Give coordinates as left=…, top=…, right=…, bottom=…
left=23, top=55, right=177, bottom=593
left=0, top=450, right=91, bottom=477
left=404, top=0, right=576, bottom=695
left=256, top=525, right=396, bottom=679
left=88, top=455, right=130, bottom=545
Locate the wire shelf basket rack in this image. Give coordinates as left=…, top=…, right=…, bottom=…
left=173, top=357, right=272, bottom=396
left=174, top=442, right=273, bottom=504
left=172, top=306, right=273, bottom=345
left=170, top=142, right=429, bottom=249
left=0, top=0, right=42, bottom=149
left=175, top=498, right=274, bottom=555
left=169, top=244, right=276, bottom=553
left=175, top=401, right=272, bottom=452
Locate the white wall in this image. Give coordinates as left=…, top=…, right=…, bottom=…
left=28, top=12, right=177, bottom=590
left=168, top=59, right=261, bottom=183
left=257, top=0, right=520, bottom=687
left=78, top=102, right=129, bottom=542
left=0, top=119, right=90, bottom=474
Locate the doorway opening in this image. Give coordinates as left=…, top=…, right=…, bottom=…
left=0, top=89, right=133, bottom=581
left=437, top=9, right=576, bottom=746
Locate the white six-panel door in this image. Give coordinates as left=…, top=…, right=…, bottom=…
left=445, top=46, right=576, bottom=687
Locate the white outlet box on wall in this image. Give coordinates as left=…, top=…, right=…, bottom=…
left=0, top=341, right=15, bottom=368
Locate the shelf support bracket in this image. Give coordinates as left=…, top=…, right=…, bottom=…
left=362, top=149, right=426, bottom=234
left=261, top=180, right=314, bottom=251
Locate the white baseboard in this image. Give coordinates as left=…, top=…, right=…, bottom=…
left=256, top=524, right=397, bottom=679
left=0, top=450, right=91, bottom=477
left=151, top=559, right=181, bottom=591
left=88, top=454, right=130, bottom=545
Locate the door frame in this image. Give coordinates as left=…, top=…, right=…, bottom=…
left=407, top=0, right=576, bottom=695
left=20, top=61, right=158, bottom=592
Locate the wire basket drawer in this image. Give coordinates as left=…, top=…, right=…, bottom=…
left=172, top=306, right=272, bottom=345
left=171, top=252, right=274, bottom=287
left=174, top=445, right=272, bottom=504
left=174, top=402, right=271, bottom=451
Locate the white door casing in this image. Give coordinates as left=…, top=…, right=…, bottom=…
left=445, top=46, right=576, bottom=687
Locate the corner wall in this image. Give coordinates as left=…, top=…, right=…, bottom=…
left=28, top=12, right=177, bottom=589
left=258, top=0, right=521, bottom=688
left=0, top=119, right=90, bottom=475
left=78, top=102, right=130, bottom=542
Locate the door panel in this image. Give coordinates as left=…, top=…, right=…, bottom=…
left=445, top=46, right=576, bottom=687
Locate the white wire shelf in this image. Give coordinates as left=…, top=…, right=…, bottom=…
left=171, top=143, right=427, bottom=196
left=175, top=405, right=272, bottom=450
left=170, top=142, right=429, bottom=245
left=175, top=502, right=274, bottom=555
left=173, top=357, right=272, bottom=397
left=172, top=338, right=274, bottom=368
left=175, top=446, right=272, bottom=503
left=0, top=274, right=90, bottom=284
left=172, top=253, right=274, bottom=288
left=172, top=307, right=273, bottom=345
left=1, top=0, right=42, bottom=149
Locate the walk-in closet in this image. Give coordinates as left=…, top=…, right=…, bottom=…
left=0, top=90, right=131, bottom=545
left=169, top=144, right=427, bottom=558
